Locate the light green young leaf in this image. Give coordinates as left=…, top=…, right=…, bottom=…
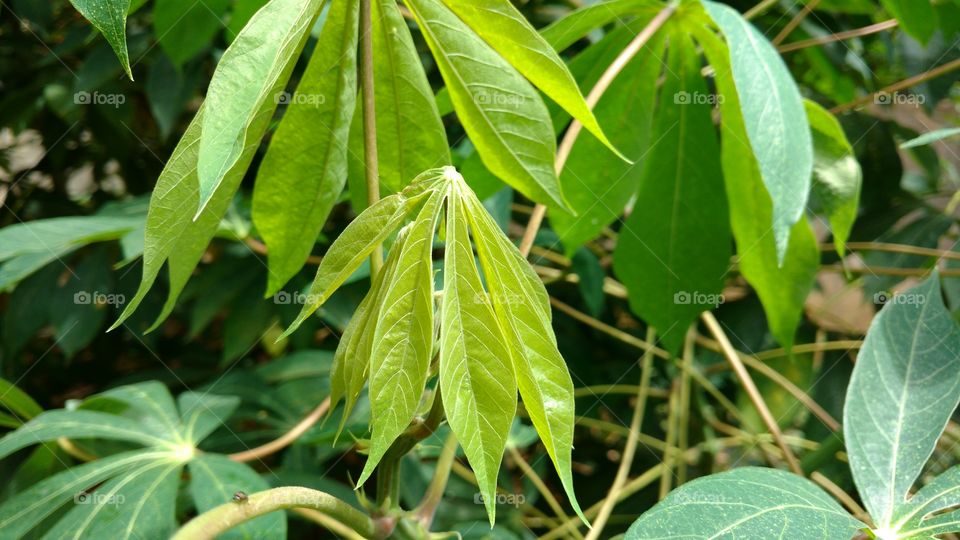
left=805, top=99, right=861, bottom=257
left=404, top=0, right=569, bottom=210
left=153, top=0, right=230, bottom=66
left=189, top=455, right=284, bottom=540
left=69, top=0, right=133, bottom=79
left=844, top=272, right=960, bottom=529
left=880, top=0, right=936, bottom=44
left=281, top=185, right=437, bottom=336
left=328, top=227, right=407, bottom=438
left=441, top=0, right=623, bottom=159
left=614, top=31, right=730, bottom=353
left=541, top=0, right=660, bottom=52
left=901, top=127, right=960, bottom=149
left=0, top=450, right=168, bottom=538
left=550, top=25, right=665, bottom=253
left=43, top=459, right=182, bottom=540
left=625, top=467, right=867, bottom=539
left=464, top=189, right=584, bottom=523
left=704, top=1, right=813, bottom=264
left=369, top=0, right=450, bottom=192
left=359, top=192, right=444, bottom=485
left=694, top=23, right=818, bottom=349
left=440, top=184, right=517, bottom=525
left=196, top=0, right=323, bottom=214
left=253, top=0, right=360, bottom=296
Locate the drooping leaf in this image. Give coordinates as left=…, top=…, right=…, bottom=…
left=0, top=378, right=42, bottom=421
left=540, top=0, right=660, bottom=52
left=252, top=0, right=360, bottom=295
left=844, top=272, right=960, bottom=529
left=281, top=181, right=440, bottom=336
left=613, top=31, right=730, bottom=353
left=441, top=0, right=622, bottom=159
left=900, top=127, right=960, bottom=149
left=404, top=0, right=569, bottom=210
left=880, top=0, right=936, bottom=44
left=153, top=0, right=231, bottom=66
left=550, top=24, right=665, bottom=253
left=0, top=216, right=140, bottom=264
left=69, top=0, right=133, bottom=79
left=805, top=100, right=861, bottom=257
left=465, top=187, right=583, bottom=523
left=694, top=22, right=818, bottom=349
left=196, top=0, right=323, bottom=214
left=359, top=192, right=444, bottom=485
left=704, top=1, right=813, bottom=264
left=188, top=454, right=284, bottom=539
left=625, top=468, right=867, bottom=539
left=441, top=183, right=517, bottom=525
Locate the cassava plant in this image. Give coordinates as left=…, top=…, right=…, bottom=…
left=2, top=0, right=960, bottom=538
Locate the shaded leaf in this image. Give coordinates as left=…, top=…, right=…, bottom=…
left=69, top=0, right=133, bottom=79
left=188, top=454, right=283, bottom=539
left=881, top=0, right=936, bottom=44
left=153, top=0, right=230, bottom=66
left=900, top=127, right=960, bottom=149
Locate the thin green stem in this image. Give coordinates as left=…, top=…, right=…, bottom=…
left=677, top=328, right=694, bottom=485
left=360, top=0, right=382, bottom=275
left=376, top=386, right=445, bottom=509
left=172, top=487, right=379, bottom=540
left=416, top=432, right=458, bottom=528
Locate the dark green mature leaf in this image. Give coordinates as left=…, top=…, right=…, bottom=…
left=805, top=100, right=861, bottom=257
left=189, top=454, right=284, bottom=539
left=441, top=183, right=517, bottom=525
left=844, top=272, right=960, bottom=530
left=253, top=0, right=360, bottom=295
left=177, top=392, right=242, bottom=445
left=359, top=192, right=444, bottom=484
left=441, top=0, right=622, bottom=159
left=881, top=0, right=936, bottom=44
left=69, top=0, right=133, bottom=79
left=281, top=181, right=440, bottom=336
left=196, top=0, right=323, bottom=214
left=0, top=216, right=139, bottom=264
left=625, top=468, right=867, bottom=539
left=694, top=22, right=818, bottom=349
left=541, top=0, right=660, bottom=52
left=153, top=0, right=230, bottom=66
left=465, top=187, right=583, bottom=523
left=614, top=32, right=730, bottom=353
left=368, top=0, right=450, bottom=192
left=405, top=0, right=569, bottom=210
left=0, top=378, right=42, bottom=421
left=893, top=466, right=960, bottom=537
left=704, top=1, right=813, bottom=264
left=0, top=411, right=170, bottom=455
left=550, top=24, right=665, bottom=253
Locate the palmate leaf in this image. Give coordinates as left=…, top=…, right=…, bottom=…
left=893, top=466, right=960, bottom=537
left=692, top=20, right=818, bottom=349
left=703, top=0, right=813, bottom=264
left=252, top=0, right=360, bottom=296
left=625, top=468, right=867, bottom=539
left=440, top=0, right=623, bottom=159
left=844, top=272, right=960, bottom=530
left=196, top=0, right=324, bottom=214
left=0, top=382, right=276, bottom=539
left=188, top=454, right=282, bottom=540
left=404, top=0, right=569, bottom=210
left=69, top=0, right=133, bottom=79
left=613, top=30, right=730, bottom=353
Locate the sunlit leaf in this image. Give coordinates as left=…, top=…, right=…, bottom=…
left=541, top=0, right=660, bottom=52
